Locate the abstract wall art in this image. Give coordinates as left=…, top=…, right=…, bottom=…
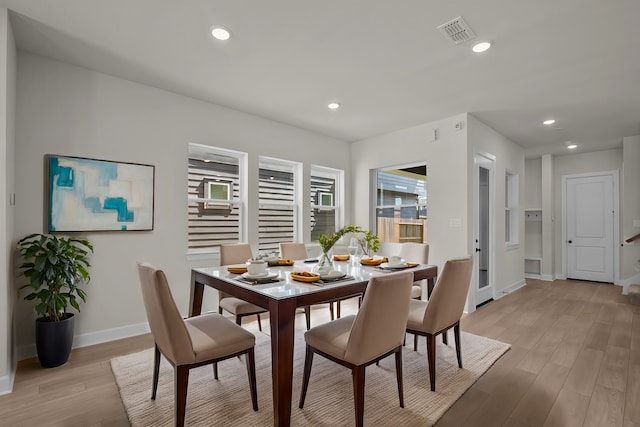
left=47, top=155, right=155, bottom=232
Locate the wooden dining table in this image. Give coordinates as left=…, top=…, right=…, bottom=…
left=188, top=259, right=438, bottom=427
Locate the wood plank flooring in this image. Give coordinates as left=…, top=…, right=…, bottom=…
left=0, top=278, right=638, bottom=426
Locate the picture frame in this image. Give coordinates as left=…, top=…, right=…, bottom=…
left=47, top=155, right=155, bottom=232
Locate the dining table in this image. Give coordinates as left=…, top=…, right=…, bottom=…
left=188, top=258, right=438, bottom=427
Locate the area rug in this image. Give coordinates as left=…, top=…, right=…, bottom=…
left=111, top=317, right=509, bottom=426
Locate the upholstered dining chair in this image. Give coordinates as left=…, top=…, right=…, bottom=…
left=299, top=270, right=414, bottom=427
left=405, top=256, right=474, bottom=391
left=379, top=242, right=430, bottom=299
left=219, top=243, right=268, bottom=331
left=137, top=262, right=258, bottom=427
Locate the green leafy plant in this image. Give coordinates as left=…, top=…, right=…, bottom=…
left=17, top=233, right=94, bottom=322
left=319, top=225, right=380, bottom=255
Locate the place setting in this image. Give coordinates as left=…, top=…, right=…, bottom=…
left=376, top=256, right=420, bottom=271
left=227, top=260, right=282, bottom=284
left=290, top=270, right=353, bottom=286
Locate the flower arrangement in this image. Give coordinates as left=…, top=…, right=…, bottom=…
left=319, top=225, right=380, bottom=256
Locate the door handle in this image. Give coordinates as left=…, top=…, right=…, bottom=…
left=568, top=240, right=572, bottom=244
left=475, top=248, right=481, bottom=252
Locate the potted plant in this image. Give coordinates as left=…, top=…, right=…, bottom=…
left=17, top=233, right=93, bottom=368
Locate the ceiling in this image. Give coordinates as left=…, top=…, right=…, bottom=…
left=2, top=0, right=639, bottom=158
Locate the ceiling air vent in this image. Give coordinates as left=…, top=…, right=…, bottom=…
left=437, top=16, right=476, bottom=45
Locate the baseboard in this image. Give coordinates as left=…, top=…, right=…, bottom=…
left=0, top=371, right=15, bottom=395
left=17, top=321, right=150, bottom=361
left=617, top=273, right=640, bottom=295
left=540, top=273, right=555, bottom=281
left=495, top=279, right=526, bottom=299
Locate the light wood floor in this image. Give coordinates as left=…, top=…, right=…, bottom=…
left=0, top=279, right=638, bottom=426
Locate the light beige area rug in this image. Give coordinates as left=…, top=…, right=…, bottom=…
left=111, top=321, right=509, bottom=427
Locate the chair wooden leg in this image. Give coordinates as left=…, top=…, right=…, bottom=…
left=454, top=322, right=463, bottom=368
left=442, top=329, right=448, bottom=345
left=152, top=344, right=161, bottom=400
left=426, top=334, right=437, bottom=392
left=213, top=362, right=218, bottom=380
left=218, top=307, right=223, bottom=315
left=329, top=302, right=335, bottom=320
left=175, top=365, right=190, bottom=427
left=245, top=348, right=259, bottom=411
left=414, top=334, right=418, bottom=352
left=352, top=365, right=366, bottom=427
left=337, top=300, right=341, bottom=318
left=305, top=306, right=311, bottom=330
left=395, top=347, right=405, bottom=408
left=299, top=345, right=314, bottom=408
left=256, top=314, right=262, bottom=332
left=235, top=315, right=241, bottom=326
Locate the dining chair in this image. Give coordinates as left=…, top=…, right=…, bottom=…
left=398, top=242, right=430, bottom=300
left=405, top=256, right=474, bottom=391
left=137, top=262, right=258, bottom=427
left=298, top=270, right=414, bottom=427
left=219, top=243, right=268, bottom=331
left=378, top=242, right=430, bottom=299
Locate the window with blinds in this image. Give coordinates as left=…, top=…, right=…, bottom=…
left=310, top=165, right=342, bottom=241
left=187, top=143, right=244, bottom=253
left=258, top=157, right=300, bottom=252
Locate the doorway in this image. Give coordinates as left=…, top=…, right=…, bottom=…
left=474, top=153, right=495, bottom=307
left=563, top=171, right=618, bottom=283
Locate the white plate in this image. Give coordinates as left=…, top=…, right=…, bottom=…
left=380, top=262, right=410, bottom=269
left=320, top=271, right=347, bottom=280
left=241, top=272, right=278, bottom=280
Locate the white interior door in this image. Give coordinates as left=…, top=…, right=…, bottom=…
left=474, top=153, right=494, bottom=306
left=566, top=174, right=614, bottom=282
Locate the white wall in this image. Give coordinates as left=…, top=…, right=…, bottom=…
left=525, top=158, right=542, bottom=209
left=351, top=113, right=469, bottom=268
left=621, top=135, right=640, bottom=282
left=552, top=149, right=622, bottom=278
left=467, top=115, right=526, bottom=295
left=13, top=53, right=351, bottom=358
left=0, top=7, right=16, bottom=394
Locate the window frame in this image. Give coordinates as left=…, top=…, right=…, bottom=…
left=505, top=169, right=520, bottom=247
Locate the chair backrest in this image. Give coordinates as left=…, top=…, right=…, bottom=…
left=344, top=270, right=414, bottom=365
left=279, top=242, right=308, bottom=260
left=422, top=256, right=474, bottom=333
left=398, top=243, right=429, bottom=264
left=220, top=243, right=253, bottom=265
left=379, top=242, right=429, bottom=264
left=137, top=262, right=194, bottom=365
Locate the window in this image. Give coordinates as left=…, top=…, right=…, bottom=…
left=258, top=157, right=301, bottom=252
left=310, top=165, right=344, bottom=241
left=505, top=170, right=519, bottom=245
left=187, top=143, right=245, bottom=253
left=374, top=164, right=427, bottom=243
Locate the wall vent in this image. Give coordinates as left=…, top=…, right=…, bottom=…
left=437, top=16, right=476, bottom=45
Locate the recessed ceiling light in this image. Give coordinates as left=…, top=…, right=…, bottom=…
left=567, top=144, right=578, bottom=149
left=328, top=102, right=340, bottom=110
left=471, top=41, right=491, bottom=53
left=211, top=27, right=231, bottom=41
left=543, top=119, right=556, bottom=125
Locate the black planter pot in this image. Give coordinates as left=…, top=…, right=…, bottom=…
left=35, top=313, right=75, bottom=368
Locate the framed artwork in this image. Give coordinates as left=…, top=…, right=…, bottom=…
left=47, top=155, right=155, bottom=232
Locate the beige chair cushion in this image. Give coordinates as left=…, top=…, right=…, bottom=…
left=410, top=285, right=422, bottom=299
left=304, top=315, right=355, bottom=360
left=409, top=257, right=474, bottom=334
left=406, top=299, right=429, bottom=332
left=185, top=313, right=255, bottom=363
left=219, top=297, right=264, bottom=315
left=279, top=242, right=308, bottom=260
left=137, top=262, right=256, bottom=366
left=305, top=271, right=414, bottom=366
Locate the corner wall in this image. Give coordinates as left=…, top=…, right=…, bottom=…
left=621, top=135, right=640, bottom=288
left=14, top=53, right=351, bottom=359
left=0, top=7, right=17, bottom=394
